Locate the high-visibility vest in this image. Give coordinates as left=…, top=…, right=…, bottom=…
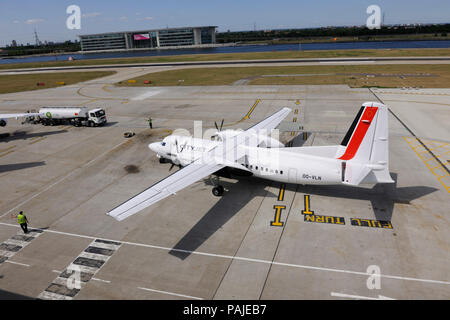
left=18, top=214, right=26, bottom=224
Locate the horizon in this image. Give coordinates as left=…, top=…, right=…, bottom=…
left=1, top=0, right=449, bottom=46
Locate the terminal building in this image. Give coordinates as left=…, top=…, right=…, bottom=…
left=79, top=26, right=217, bottom=52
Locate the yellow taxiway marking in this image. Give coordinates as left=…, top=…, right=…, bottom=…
left=77, top=86, right=129, bottom=103
left=29, top=137, right=47, bottom=145
left=0, top=145, right=16, bottom=153
left=271, top=205, right=286, bottom=227
left=404, top=136, right=450, bottom=193
left=0, top=150, right=15, bottom=158
left=222, top=99, right=261, bottom=128
left=301, top=195, right=314, bottom=215
left=277, top=184, right=285, bottom=201
left=243, top=99, right=260, bottom=120
left=102, top=84, right=113, bottom=93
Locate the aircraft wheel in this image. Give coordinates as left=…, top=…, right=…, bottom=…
left=212, top=185, right=224, bottom=197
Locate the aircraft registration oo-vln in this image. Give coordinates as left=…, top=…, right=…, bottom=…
left=107, top=102, right=394, bottom=222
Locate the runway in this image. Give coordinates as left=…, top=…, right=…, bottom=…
left=1, top=56, right=450, bottom=76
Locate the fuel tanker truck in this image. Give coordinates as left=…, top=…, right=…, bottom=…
left=28, top=107, right=107, bottom=127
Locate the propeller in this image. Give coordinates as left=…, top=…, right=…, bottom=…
left=169, top=138, right=187, bottom=172
left=214, top=119, right=224, bottom=132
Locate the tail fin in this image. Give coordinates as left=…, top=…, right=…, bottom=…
left=337, top=102, right=394, bottom=185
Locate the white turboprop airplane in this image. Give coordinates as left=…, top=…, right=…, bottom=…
left=107, top=102, right=394, bottom=221
left=0, top=112, right=42, bottom=127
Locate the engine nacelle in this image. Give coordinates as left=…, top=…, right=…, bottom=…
left=0, top=119, right=7, bottom=127
left=214, top=129, right=241, bottom=141
left=257, top=135, right=285, bottom=148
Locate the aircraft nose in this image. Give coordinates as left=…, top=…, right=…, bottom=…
left=148, top=142, right=159, bottom=153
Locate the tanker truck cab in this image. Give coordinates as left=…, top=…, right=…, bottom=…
left=88, top=108, right=107, bottom=127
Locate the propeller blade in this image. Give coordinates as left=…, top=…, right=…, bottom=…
left=220, top=119, right=224, bottom=131
left=169, top=163, right=175, bottom=171
left=214, top=121, right=219, bottom=131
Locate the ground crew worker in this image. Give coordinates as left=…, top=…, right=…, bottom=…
left=148, top=117, right=153, bottom=129
left=17, top=211, right=29, bottom=234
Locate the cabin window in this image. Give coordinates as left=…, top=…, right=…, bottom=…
left=280, top=170, right=283, bottom=175
left=275, top=170, right=278, bottom=174
left=255, top=166, right=258, bottom=170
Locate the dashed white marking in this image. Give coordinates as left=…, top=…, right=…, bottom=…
left=78, top=251, right=110, bottom=262
left=37, top=291, right=73, bottom=300
left=4, top=238, right=29, bottom=247
left=138, top=286, right=203, bottom=300
left=331, top=292, right=395, bottom=300
left=131, top=90, right=161, bottom=101
left=4, top=260, right=30, bottom=267
left=52, top=269, right=110, bottom=284
left=66, top=263, right=99, bottom=275
left=1, top=222, right=449, bottom=287
left=92, top=277, right=111, bottom=284
left=52, top=277, right=80, bottom=288
left=25, top=231, right=43, bottom=237
left=89, top=242, right=121, bottom=251
left=0, top=250, right=15, bottom=258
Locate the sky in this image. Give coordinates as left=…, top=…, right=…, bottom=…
left=0, top=0, right=449, bottom=46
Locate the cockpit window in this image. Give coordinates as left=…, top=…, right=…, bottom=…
left=161, top=142, right=166, bottom=146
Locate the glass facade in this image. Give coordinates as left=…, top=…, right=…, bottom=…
left=80, top=27, right=216, bottom=51
left=158, top=28, right=194, bottom=47
left=80, top=33, right=126, bottom=51
left=201, top=28, right=213, bottom=44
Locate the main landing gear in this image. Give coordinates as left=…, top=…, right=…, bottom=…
left=210, top=175, right=224, bottom=196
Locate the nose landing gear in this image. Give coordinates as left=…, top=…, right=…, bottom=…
left=210, top=175, right=224, bottom=197
left=212, top=185, right=224, bottom=196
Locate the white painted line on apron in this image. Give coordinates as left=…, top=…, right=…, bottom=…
left=138, top=286, right=203, bottom=300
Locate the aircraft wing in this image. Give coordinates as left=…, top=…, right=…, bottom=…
left=247, top=107, right=291, bottom=132
left=107, top=159, right=224, bottom=221
left=1, top=113, right=42, bottom=119
left=107, top=107, right=291, bottom=221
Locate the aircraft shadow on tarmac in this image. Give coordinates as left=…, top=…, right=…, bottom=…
left=294, top=173, right=437, bottom=222
left=0, top=288, right=33, bottom=300
left=169, top=173, right=436, bottom=260
left=169, top=177, right=274, bottom=260
left=0, top=129, right=68, bottom=142
left=0, top=161, right=46, bottom=173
